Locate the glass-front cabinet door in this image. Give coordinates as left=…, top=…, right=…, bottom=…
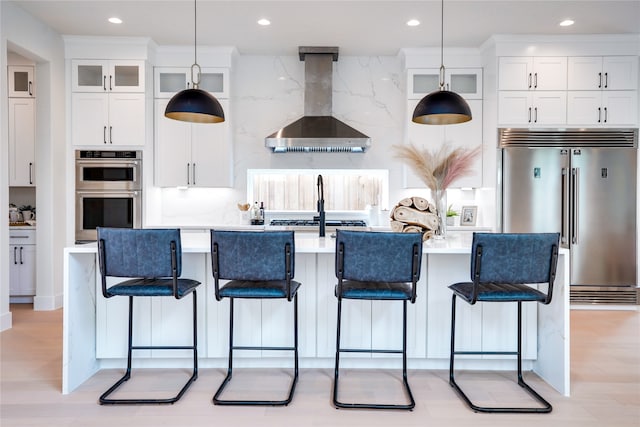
left=154, top=67, right=228, bottom=98
left=408, top=68, right=482, bottom=100
left=8, top=66, right=35, bottom=97
left=72, top=60, right=145, bottom=92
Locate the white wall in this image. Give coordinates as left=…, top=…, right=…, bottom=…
left=1, top=1, right=66, bottom=325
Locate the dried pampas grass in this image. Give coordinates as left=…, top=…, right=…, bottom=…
left=394, top=144, right=481, bottom=192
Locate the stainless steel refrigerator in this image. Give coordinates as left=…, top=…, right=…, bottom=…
left=499, top=128, right=638, bottom=304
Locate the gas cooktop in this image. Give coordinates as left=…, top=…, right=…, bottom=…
left=269, top=219, right=367, bottom=227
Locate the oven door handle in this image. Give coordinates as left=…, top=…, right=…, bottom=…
left=76, top=190, right=140, bottom=197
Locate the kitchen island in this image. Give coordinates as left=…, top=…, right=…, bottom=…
left=63, top=231, right=570, bottom=397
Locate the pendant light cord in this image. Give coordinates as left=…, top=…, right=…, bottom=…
left=439, top=0, right=445, bottom=91
left=191, top=0, right=201, bottom=87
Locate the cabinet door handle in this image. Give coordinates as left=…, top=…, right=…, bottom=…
left=597, top=107, right=601, bottom=123
left=28, top=81, right=33, bottom=96
left=110, top=75, right=113, bottom=91
left=20, top=247, right=24, bottom=264
left=14, top=247, right=17, bottom=265
left=187, top=163, right=191, bottom=185
left=604, top=107, right=608, bottom=123
left=598, top=72, right=602, bottom=89
left=29, top=162, right=33, bottom=185
left=604, top=72, right=608, bottom=89
left=103, top=75, right=106, bottom=91
left=534, top=73, right=538, bottom=89
left=192, top=163, right=196, bottom=186
left=528, top=107, right=532, bottom=123
left=534, top=107, right=538, bottom=123
left=109, top=126, right=113, bottom=144
left=103, top=126, right=107, bottom=144
left=528, top=73, right=532, bottom=89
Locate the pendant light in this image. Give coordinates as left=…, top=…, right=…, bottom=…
left=165, top=0, right=225, bottom=124
left=412, top=0, right=471, bottom=125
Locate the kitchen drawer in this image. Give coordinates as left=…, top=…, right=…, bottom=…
left=9, top=229, right=36, bottom=244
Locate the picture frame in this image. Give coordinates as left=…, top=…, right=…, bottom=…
left=460, top=206, right=478, bottom=226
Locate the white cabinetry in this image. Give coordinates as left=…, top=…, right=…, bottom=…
left=568, top=56, right=638, bottom=90
left=9, top=229, right=36, bottom=297
left=408, top=68, right=482, bottom=99
left=499, top=57, right=567, bottom=91
left=405, top=99, right=483, bottom=188
left=498, top=91, right=567, bottom=126
left=8, top=98, right=36, bottom=186
left=567, top=91, right=638, bottom=126
left=567, top=56, right=638, bottom=126
left=154, top=67, right=228, bottom=98
left=498, top=57, right=568, bottom=127
left=8, top=65, right=35, bottom=97
left=154, top=98, right=232, bottom=187
left=72, top=60, right=145, bottom=92
left=71, top=59, right=145, bottom=146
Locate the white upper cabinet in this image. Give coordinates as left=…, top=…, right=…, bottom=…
left=72, top=60, right=145, bottom=93
left=567, top=91, right=638, bottom=126
left=408, top=68, right=483, bottom=99
left=498, top=91, right=567, bottom=126
left=154, top=98, right=232, bottom=188
left=72, top=92, right=145, bottom=146
left=568, top=56, right=638, bottom=91
left=499, top=57, right=567, bottom=91
left=154, top=67, right=229, bottom=98
left=8, top=65, right=35, bottom=97
left=8, top=98, right=36, bottom=186
left=71, top=59, right=146, bottom=145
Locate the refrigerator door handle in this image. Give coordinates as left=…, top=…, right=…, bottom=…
left=561, top=167, right=570, bottom=245
left=571, top=167, right=579, bottom=245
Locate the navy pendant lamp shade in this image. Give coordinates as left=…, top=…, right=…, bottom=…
left=412, top=88, right=471, bottom=125
left=412, top=0, right=471, bottom=125
left=165, top=87, right=225, bottom=124
left=164, top=0, right=225, bottom=124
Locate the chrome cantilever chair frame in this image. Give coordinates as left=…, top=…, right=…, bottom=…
left=97, top=227, right=200, bottom=405
left=449, top=232, right=559, bottom=413
left=333, top=230, right=423, bottom=410
left=210, top=230, right=300, bottom=406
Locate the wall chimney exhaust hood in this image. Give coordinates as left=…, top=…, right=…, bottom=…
left=265, top=47, right=371, bottom=153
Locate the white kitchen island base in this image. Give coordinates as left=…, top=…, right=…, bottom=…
left=63, top=232, right=569, bottom=397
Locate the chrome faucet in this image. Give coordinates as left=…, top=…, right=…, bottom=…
left=314, top=174, right=326, bottom=237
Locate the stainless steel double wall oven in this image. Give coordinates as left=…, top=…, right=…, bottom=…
left=75, top=150, right=142, bottom=242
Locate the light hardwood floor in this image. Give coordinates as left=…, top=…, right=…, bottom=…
left=1, top=304, right=639, bottom=427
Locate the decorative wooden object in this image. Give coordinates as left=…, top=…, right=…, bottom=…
left=390, top=197, right=439, bottom=241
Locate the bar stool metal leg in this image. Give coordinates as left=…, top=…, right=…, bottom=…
left=449, top=296, right=552, bottom=413
left=213, top=296, right=299, bottom=406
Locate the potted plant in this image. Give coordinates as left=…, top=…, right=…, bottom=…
left=446, top=205, right=458, bottom=226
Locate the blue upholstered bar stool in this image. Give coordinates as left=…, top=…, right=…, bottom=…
left=210, top=230, right=301, bottom=406
left=449, top=232, right=560, bottom=413
left=96, top=227, right=200, bottom=405
left=333, top=230, right=423, bottom=410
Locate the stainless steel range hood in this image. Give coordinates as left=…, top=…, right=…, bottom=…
left=265, top=47, right=371, bottom=153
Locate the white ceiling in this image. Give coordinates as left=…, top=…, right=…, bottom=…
left=9, top=0, right=640, bottom=56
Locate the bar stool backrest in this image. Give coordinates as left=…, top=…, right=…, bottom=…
left=212, top=230, right=295, bottom=281
left=471, top=233, right=559, bottom=285
left=97, top=227, right=182, bottom=278
left=336, top=230, right=422, bottom=283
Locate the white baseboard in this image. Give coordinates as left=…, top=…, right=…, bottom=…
left=0, top=311, right=13, bottom=331
left=33, top=293, right=63, bottom=311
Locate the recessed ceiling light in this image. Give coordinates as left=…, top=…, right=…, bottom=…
left=559, top=19, right=574, bottom=27
left=407, top=19, right=420, bottom=27
left=108, top=17, right=122, bottom=24
left=257, top=18, right=271, bottom=26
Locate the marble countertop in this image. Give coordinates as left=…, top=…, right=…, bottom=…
left=68, top=230, right=477, bottom=254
